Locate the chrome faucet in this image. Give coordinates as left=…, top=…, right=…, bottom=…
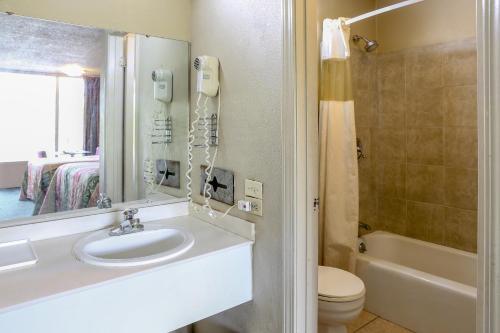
left=358, top=222, right=371, bottom=253
left=97, top=193, right=112, bottom=209
left=109, top=208, right=144, bottom=236
left=359, top=222, right=371, bottom=232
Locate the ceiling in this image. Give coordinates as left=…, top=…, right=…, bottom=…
left=0, top=14, right=107, bottom=75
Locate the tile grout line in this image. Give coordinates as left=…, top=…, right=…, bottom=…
left=353, top=314, right=379, bottom=332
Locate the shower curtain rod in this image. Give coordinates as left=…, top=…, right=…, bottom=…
left=345, top=0, right=425, bottom=25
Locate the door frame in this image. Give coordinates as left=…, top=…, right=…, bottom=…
left=282, top=0, right=318, bottom=332
left=102, top=34, right=125, bottom=204
left=285, top=0, right=500, bottom=332
left=477, top=0, right=500, bottom=332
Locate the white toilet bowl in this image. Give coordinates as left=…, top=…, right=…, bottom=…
left=318, top=266, right=365, bottom=333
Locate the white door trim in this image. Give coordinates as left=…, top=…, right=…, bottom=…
left=282, top=0, right=318, bottom=332
left=102, top=35, right=125, bottom=203
left=282, top=0, right=302, bottom=330
left=477, top=0, right=500, bottom=332
left=123, top=34, right=140, bottom=202
left=304, top=0, right=319, bottom=329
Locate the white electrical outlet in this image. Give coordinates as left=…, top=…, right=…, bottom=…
left=245, top=196, right=263, bottom=216
left=245, top=179, right=263, bottom=199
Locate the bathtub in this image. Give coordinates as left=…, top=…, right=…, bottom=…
left=356, top=231, right=477, bottom=333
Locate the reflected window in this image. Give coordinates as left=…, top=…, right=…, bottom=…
left=0, top=72, right=56, bottom=162
left=58, top=77, right=85, bottom=152
left=0, top=72, right=85, bottom=162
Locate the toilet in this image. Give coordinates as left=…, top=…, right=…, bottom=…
left=318, top=266, right=366, bottom=333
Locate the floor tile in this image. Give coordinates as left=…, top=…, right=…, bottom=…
left=355, top=318, right=413, bottom=333
left=347, top=310, right=377, bottom=333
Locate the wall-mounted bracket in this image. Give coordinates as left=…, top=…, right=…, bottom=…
left=194, top=114, right=218, bottom=147
left=156, top=160, right=180, bottom=188
left=200, top=166, right=234, bottom=205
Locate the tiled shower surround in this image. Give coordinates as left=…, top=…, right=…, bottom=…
left=352, top=38, right=477, bottom=252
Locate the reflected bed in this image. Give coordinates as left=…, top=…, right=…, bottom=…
left=18, top=156, right=100, bottom=215
left=38, top=162, right=100, bottom=215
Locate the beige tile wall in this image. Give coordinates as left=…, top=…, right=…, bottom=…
left=352, top=38, right=478, bottom=252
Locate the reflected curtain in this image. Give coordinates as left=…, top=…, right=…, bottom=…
left=319, top=18, right=359, bottom=272
left=83, top=76, right=100, bottom=155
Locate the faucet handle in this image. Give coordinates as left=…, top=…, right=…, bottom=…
left=123, top=208, right=139, bottom=220
left=358, top=221, right=372, bottom=231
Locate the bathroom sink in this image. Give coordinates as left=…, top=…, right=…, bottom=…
left=73, top=226, right=195, bottom=267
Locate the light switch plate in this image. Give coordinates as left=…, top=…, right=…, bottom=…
left=245, top=179, right=263, bottom=199
left=245, top=196, right=263, bottom=216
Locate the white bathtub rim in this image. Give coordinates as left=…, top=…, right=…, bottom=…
left=361, top=231, right=477, bottom=260
left=357, top=253, right=477, bottom=299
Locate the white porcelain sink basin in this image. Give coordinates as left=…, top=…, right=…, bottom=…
left=73, top=226, right=194, bottom=267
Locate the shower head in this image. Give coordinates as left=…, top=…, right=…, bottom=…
left=352, top=34, right=379, bottom=52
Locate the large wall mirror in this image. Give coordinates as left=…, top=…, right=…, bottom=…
left=0, top=13, right=189, bottom=227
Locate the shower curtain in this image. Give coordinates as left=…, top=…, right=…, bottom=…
left=319, top=18, right=359, bottom=272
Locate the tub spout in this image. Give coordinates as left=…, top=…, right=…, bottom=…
left=359, top=241, right=367, bottom=253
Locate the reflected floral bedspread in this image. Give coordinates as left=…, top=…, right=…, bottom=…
left=37, top=162, right=100, bottom=215
left=19, top=156, right=99, bottom=215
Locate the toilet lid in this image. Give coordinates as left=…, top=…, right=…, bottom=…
left=318, top=266, right=365, bottom=302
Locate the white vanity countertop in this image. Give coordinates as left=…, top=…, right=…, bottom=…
left=0, top=215, right=253, bottom=314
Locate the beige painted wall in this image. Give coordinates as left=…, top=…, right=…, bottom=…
left=318, top=0, right=377, bottom=42
left=0, top=0, right=191, bottom=41
left=190, top=0, right=283, bottom=332
left=376, top=0, right=476, bottom=52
